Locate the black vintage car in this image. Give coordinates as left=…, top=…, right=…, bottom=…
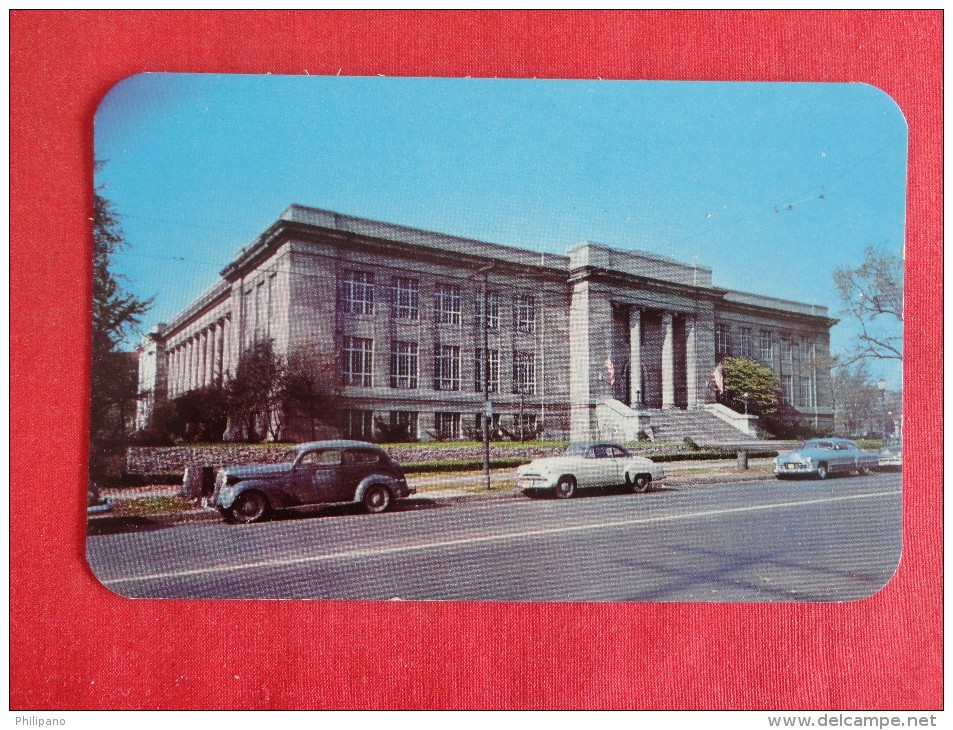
left=208, top=440, right=413, bottom=523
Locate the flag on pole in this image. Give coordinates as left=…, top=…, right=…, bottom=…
left=711, top=362, right=724, bottom=394
left=604, top=357, right=615, bottom=386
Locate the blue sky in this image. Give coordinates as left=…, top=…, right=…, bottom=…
left=95, top=75, right=907, bottom=385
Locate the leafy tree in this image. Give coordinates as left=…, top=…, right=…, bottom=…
left=226, top=340, right=283, bottom=441
left=833, top=246, right=903, bottom=364
left=137, top=385, right=229, bottom=444
left=281, top=346, right=343, bottom=441
left=719, top=356, right=780, bottom=416
left=89, top=183, right=153, bottom=478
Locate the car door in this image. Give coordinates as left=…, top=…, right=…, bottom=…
left=835, top=442, right=853, bottom=473
left=338, top=448, right=384, bottom=501
left=573, top=446, right=602, bottom=487
left=291, top=448, right=343, bottom=504
left=605, top=445, right=628, bottom=485
left=589, top=445, right=618, bottom=486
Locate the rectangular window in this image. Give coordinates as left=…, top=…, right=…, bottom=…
left=738, top=328, right=752, bottom=358
left=340, top=270, right=374, bottom=315
left=435, top=283, right=461, bottom=325
left=475, top=413, right=502, bottom=439
left=513, top=413, right=539, bottom=440
left=389, top=341, right=418, bottom=389
left=243, top=286, right=255, bottom=347
left=715, top=324, right=731, bottom=358
left=512, top=351, right=536, bottom=395
left=434, top=412, right=462, bottom=440
left=799, top=375, right=814, bottom=408
left=474, top=348, right=500, bottom=393
left=434, top=345, right=461, bottom=391
left=513, top=294, right=536, bottom=334
left=391, top=276, right=419, bottom=320
left=254, top=281, right=266, bottom=341
left=758, top=331, right=773, bottom=362
left=475, top=291, right=500, bottom=330
left=389, top=411, right=418, bottom=440
left=342, top=410, right=374, bottom=440
left=782, top=374, right=794, bottom=405
left=781, top=337, right=792, bottom=364
left=341, top=336, right=373, bottom=387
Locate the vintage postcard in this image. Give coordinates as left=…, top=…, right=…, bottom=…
left=86, top=76, right=906, bottom=601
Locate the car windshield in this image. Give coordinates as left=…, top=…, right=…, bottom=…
left=805, top=441, right=834, bottom=450
left=563, top=443, right=590, bottom=457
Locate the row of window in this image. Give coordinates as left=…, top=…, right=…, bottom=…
left=341, top=409, right=539, bottom=441
left=339, top=271, right=538, bottom=332
left=715, top=325, right=814, bottom=365
left=782, top=374, right=818, bottom=409
left=342, top=337, right=537, bottom=394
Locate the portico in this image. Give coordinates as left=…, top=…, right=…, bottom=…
left=568, top=242, right=719, bottom=440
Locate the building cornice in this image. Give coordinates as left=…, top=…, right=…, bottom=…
left=718, top=289, right=837, bottom=327
left=570, top=265, right=727, bottom=303
left=222, top=204, right=570, bottom=283
left=162, top=280, right=231, bottom=338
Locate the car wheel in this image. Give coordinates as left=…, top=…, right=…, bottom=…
left=631, top=473, right=651, bottom=493
left=816, top=463, right=828, bottom=480
left=554, top=476, right=576, bottom=499
left=362, top=484, right=392, bottom=514
left=228, top=491, right=268, bottom=524
left=860, top=465, right=871, bottom=476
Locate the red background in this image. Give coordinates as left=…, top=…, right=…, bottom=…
left=10, top=11, right=942, bottom=710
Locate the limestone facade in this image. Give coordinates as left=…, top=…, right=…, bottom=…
left=135, top=205, right=835, bottom=440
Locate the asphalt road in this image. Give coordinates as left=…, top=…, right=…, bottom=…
left=87, top=472, right=902, bottom=602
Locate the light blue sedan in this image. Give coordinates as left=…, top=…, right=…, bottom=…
left=775, top=438, right=879, bottom=480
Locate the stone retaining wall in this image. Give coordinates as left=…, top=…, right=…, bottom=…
left=126, top=444, right=566, bottom=475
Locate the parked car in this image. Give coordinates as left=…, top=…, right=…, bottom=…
left=877, top=437, right=902, bottom=471
left=774, top=438, right=878, bottom=480
left=517, top=441, right=665, bottom=499
left=86, top=479, right=113, bottom=515
left=207, top=440, right=414, bottom=523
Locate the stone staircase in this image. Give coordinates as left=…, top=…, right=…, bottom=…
left=646, top=407, right=763, bottom=446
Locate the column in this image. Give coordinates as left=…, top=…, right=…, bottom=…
left=685, top=315, right=698, bottom=407
left=661, top=311, right=675, bottom=409
left=203, top=328, right=213, bottom=387
left=222, top=316, right=232, bottom=377
left=628, top=307, right=642, bottom=408
left=212, top=321, right=223, bottom=383
left=196, top=331, right=206, bottom=388
left=190, top=337, right=199, bottom=392
left=170, top=347, right=179, bottom=397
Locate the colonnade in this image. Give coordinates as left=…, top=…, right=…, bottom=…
left=167, top=316, right=231, bottom=397
left=627, top=307, right=698, bottom=410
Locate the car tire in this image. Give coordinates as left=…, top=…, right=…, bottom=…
left=554, top=476, right=576, bottom=499
left=362, top=484, right=392, bottom=514
left=228, top=491, right=268, bottom=524
left=860, top=465, right=871, bottom=476
left=815, top=463, right=828, bottom=480
left=631, top=473, right=651, bottom=493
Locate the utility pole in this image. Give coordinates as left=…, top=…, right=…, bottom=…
left=477, top=263, right=495, bottom=491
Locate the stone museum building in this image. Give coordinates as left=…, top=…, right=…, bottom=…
left=136, top=205, right=835, bottom=442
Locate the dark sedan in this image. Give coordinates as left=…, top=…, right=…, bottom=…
left=208, top=440, right=413, bottom=523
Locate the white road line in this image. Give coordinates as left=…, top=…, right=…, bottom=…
left=101, top=489, right=900, bottom=586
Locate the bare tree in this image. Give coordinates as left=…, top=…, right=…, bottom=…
left=833, top=246, right=903, bottom=364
